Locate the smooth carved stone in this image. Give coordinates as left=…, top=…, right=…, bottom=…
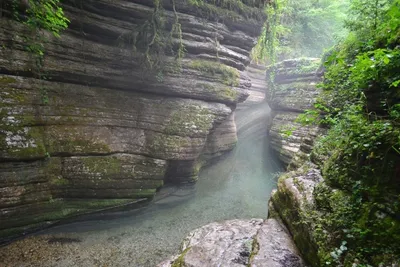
left=201, top=112, right=238, bottom=162
left=241, top=63, right=267, bottom=108
left=158, top=219, right=305, bottom=267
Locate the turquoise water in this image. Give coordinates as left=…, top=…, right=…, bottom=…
left=1, top=102, right=281, bottom=267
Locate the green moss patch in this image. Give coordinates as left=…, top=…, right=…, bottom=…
left=80, top=156, right=122, bottom=175
left=0, top=121, right=47, bottom=160
left=196, top=83, right=238, bottom=102
left=165, top=105, right=215, bottom=136
left=191, top=60, right=240, bottom=87
left=0, top=76, right=18, bottom=84
left=171, top=247, right=191, bottom=267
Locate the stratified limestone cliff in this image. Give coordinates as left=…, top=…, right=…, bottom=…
left=265, top=58, right=324, bottom=265
left=267, top=58, right=322, bottom=165
left=0, top=0, right=266, bottom=239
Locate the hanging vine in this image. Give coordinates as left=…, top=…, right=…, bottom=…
left=251, top=0, right=283, bottom=99
left=170, top=0, right=185, bottom=72
left=118, top=0, right=267, bottom=76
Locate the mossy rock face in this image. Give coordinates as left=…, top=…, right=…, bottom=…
left=270, top=168, right=323, bottom=267
left=191, top=60, right=240, bottom=87
left=0, top=76, right=18, bottom=84
left=146, top=131, right=206, bottom=160
left=164, top=105, right=215, bottom=136
left=186, top=0, right=266, bottom=23
left=0, top=152, right=167, bottom=240
left=0, top=82, right=46, bottom=159
left=44, top=125, right=112, bottom=155
left=267, top=58, right=323, bottom=166
left=267, top=58, right=322, bottom=82
left=45, top=154, right=167, bottom=200
left=0, top=74, right=236, bottom=240
left=196, top=83, right=238, bottom=102
left=271, top=163, right=400, bottom=267
left=59, top=154, right=166, bottom=193
left=0, top=125, right=47, bottom=160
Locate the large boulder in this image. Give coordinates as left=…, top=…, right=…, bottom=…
left=269, top=166, right=323, bottom=266
left=158, top=219, right=305, bottom=267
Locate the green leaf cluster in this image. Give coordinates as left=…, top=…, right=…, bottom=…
left=8, top=0, right=69, bottom=104
left=24, top=0, right=69, bottom=38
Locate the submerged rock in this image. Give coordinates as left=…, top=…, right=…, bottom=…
left=158, top=219, right=305, bottom=267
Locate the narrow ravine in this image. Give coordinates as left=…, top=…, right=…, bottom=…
left=0, top=101, right=281, bottom=267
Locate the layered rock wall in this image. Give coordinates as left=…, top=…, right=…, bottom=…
left=267, top=58, right=322, bottom=165
left=0, top=0, right=265, bottom=239
left=265, top=58, right=324, bottom=265
left=265, top=58, right=349, bottom=267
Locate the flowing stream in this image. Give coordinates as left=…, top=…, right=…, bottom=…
left=0, top=101, right=281, bottom=267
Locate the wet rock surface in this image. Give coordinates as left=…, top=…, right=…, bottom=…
left=158, top=219, right=304, bottom=267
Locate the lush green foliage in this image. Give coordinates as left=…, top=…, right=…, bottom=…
left=253, top=0, right=349, bottom=62
left=251, top=0, right=282, bottom=64
left=300, top=0, right=400, bottom=266
left=252, top=0, right=347, bottom=98
left=23, top=0, right=69, bottom=38
left=8, top=0, right=69, bottom=104
left=277, top=0, right=348, bottom=59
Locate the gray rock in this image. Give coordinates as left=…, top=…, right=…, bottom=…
left=251, top=219, right=305, bottom=267
left=159, top=219, right=305, bottom=267
left=267, top=58, right=323, bottom=165
left=266, top=58, right=325, bottom=266
left=270, top=166, right=324, bottom=266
